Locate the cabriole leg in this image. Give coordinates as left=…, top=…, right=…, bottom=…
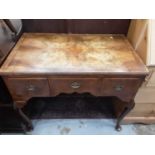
left=115, top=100, right=135, bottom=131
left=14, top=102, right=33, bottom=131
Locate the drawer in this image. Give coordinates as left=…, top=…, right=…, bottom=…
left=5, top=78, right=50, bottom=100
left=49, top=78, right=101, bottom=96
left=102, top=78, right=142, bottom=101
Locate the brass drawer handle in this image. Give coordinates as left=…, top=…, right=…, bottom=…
left=27, top=85, right=36, bottom=91
left=71, top=82, right=81, bottom=89
left=115, top=85, right=124, bottom=91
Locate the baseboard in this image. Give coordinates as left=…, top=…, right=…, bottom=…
left=122, top=116, right=155, bottom=124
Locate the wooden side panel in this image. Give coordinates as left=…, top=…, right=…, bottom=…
left=127, top=102, right=155, bottom=117
left=22, top=19, right=67, bottom=33
left=123, top=102, right=155, bottom=124
left=22, top=19, right=131, bottom=35
left=124, top=67, right=155, bottom=124
left=148, top=20, right=155, bottom=65
left=67, top=19, right=131, bottom=34
left=135, top=87, right=155, bottom=104
left=127, top=19, right=148, bottom=65
left=146, top=71, right=155, bottom=87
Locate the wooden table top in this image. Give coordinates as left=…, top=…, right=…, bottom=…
left=0, top=33, right=148, bottom=75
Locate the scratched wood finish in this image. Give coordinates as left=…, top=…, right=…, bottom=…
left=0, top=33, right=148, bottom=75
left=0, top=33, right=148, bottom=130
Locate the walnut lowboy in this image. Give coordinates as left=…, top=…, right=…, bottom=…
left=0, top=33, right=148, bottom=131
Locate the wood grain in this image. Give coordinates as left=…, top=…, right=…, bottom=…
left=0, top=33, right=148, bottom=75
left=127, top=19, right=148, bottom=65
left=0, top=33, right=148, bottom=130
left=4, top=78, right=50, bottom=101
left=49, top=78, right=101, bottom=96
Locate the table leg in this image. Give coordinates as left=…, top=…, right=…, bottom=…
left=115, top=100, right=135, bottom=131
left=14, top=103, right=33, bottom=131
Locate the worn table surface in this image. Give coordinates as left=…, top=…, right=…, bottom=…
left=0, top=33, right=148, bottom=75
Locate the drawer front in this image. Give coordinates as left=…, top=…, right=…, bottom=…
left=102, top=78, right=142, bottom=101
left=49, top=78, right=101, bottom=96
left=5, top=78, right=50, bottom=100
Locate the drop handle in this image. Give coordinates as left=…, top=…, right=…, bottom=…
left=115, top=85, right=124, bottom=91
left=27, top=85, right=36, bottom=91
left=71, top=82, right=81, bottom=89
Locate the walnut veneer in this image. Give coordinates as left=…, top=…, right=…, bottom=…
left=0, top=33, right=148, bottom=131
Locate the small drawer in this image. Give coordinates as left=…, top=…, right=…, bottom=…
left=102, top=78, right=142, bottom=101
left=5, top=78, right=50, bottom=100
left=49, top=78, right=101, bottom=96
